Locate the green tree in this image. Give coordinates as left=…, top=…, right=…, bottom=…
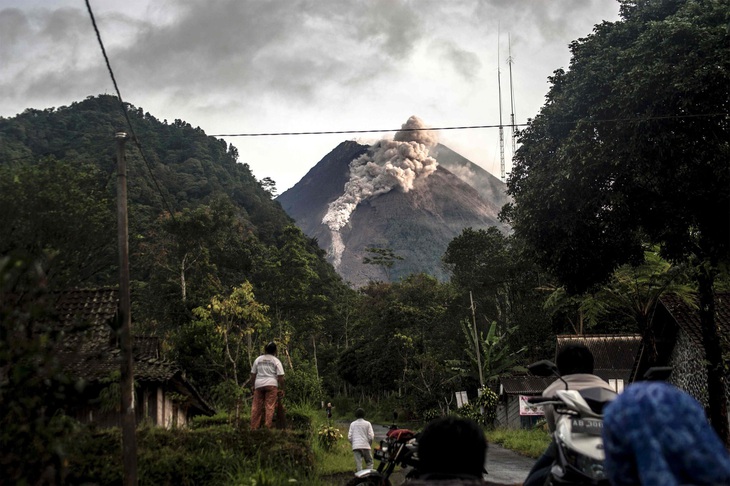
left=0, top=257, right=80, bottom=483
left=443, top=227, right=554, bottom=360
left=339, top=275, right=465, bottom=413
left=192, top=282, right=270, bottom=386
left=461, top=320, right=526, bottom=387
left=0, top=159, right=116, bottom=289
left=363, top=247, right=405, bottom=282
left=503, top=0, right=730, bottom=440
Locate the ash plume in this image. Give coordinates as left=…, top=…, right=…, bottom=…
left=322, top=115, right=439, bottom=267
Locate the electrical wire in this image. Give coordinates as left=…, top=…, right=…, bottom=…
left=210, top=123, right=529, bottom=138
left=85, top=0, right=176, bottom=220
left=209, top=112, right=727, bottom=138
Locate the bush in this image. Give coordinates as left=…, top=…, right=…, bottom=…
left=63, top=423, right=316, bottom=485
left=316, top=424, right=343, bottom=451
left=190, top=412, right=231, bottom=429
left=421, top=408, right=440, bottom=422
left=455, top=387, right=498, bottom=427
left=286, top=363, right=324, bottom=406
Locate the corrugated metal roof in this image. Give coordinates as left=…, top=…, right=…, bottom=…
left=500, top=376, right=555, bottom=394
left=556, top=334, right=642, bottom=379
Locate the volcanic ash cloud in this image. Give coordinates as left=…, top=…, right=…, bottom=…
left=322, top=115, right=439, bottom=268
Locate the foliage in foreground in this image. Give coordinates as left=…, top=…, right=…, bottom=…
left=63, top=423, right=314, bottom=486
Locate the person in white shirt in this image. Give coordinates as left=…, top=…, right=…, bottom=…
left=249, top=342, right=285, bottom=429
left=348, top=408, right=375, bottom=471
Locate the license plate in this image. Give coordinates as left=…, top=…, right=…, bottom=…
left=571, top=418, right=603, bottom=435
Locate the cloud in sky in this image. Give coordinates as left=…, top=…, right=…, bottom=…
left=0, top=0, right=620, bottom=192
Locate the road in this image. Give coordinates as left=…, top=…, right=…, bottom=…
left=372, top=424, right=534, bottom=486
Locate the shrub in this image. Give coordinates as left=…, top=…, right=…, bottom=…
left=421, top=408, right=441, bottom=422
left=455, top=387, right=498, bottom=426
left=286, top=363, right=324, bottom=406
left=317, top=424, right=343, bottom=451
left=63, top=423, right=316, bottom=485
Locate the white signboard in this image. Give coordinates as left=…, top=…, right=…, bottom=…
left=455, top=391, right=469, bottom=408
left=519, top=395, right=545, bottom=416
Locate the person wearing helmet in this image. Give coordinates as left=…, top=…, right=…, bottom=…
left=250, top=341, right=285, bottom=429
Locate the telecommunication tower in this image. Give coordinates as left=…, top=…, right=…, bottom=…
left=507, top=34, right=517, bottom=167
left=497, top=33, right=505, bottom=182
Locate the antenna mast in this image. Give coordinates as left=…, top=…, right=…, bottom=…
left=507, top=33, right=517, bottom=172
left=497, top=29, right=505, bottom=182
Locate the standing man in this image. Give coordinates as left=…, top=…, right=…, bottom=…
left=348, top=408, right=375, bottom=471
left=250, top=342, right=285, bottom=430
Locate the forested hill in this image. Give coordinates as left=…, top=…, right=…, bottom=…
left=0, top=95, right=350, bottom=364
left=0, top=94, right=289, bottom=239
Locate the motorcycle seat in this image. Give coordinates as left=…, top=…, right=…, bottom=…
left=386, top=428, right=416, bottom=442
left=579, top=386, right=618, bottom=414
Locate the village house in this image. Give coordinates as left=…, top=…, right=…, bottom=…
left=496, top=334, right=642, bottom=429
left=54, top=288, right=214, bottom=428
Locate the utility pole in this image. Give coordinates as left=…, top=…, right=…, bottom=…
left=470, top=291, right=485, bottom=388
left=116, top=131, right=137, bottom=485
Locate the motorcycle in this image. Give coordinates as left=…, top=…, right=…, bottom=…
left=525, top=360, right=618, bottom=485
left=346, top=424, right=420, bottom=486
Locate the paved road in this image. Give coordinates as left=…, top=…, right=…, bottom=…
left=371, top=424, right=534, bottom=486
left=485, top=442, right=534, bottom=485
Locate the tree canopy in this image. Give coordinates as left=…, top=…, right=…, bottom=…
left=503, top=0, right=730, bottom=440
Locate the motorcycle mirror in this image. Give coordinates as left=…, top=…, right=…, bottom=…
left=528, top=360, right=560, bottom=377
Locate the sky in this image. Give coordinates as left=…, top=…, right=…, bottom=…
left=0, top=0, right=621, bottom=193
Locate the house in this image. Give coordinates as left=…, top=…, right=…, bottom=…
left=54, top=288, right=214, bottom=427
left=633, top=292, right=730, bottom=408
left=496, top=334, right=642, bottom=428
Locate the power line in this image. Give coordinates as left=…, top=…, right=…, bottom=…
left=85, top=0, right=176, bottom=221
left=208, top=112, right=727, bottom=138
left=210, top=123, right=529, bottom=138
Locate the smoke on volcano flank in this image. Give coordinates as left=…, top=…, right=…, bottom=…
left=322, top=115, right=439, bottom=268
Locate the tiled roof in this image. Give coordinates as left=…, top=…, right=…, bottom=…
left=52, top=288, right=214, bottom=415
left=660, top=292, right=730, bottom=348
left=52, top=288, right=119, bottom=327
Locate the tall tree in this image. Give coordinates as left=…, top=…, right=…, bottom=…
left=192, top=282, right=270, bottom=385
left=504, top=0, right=730, bottom=441
left=443, top=227, right=555, bottom=360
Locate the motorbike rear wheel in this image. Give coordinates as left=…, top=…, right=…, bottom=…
left=345, top=476, right=392, bottom=486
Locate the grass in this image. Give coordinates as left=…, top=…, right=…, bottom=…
left=287, top=404, right=355, bottom=479
left=486, top=426, right=551, bottom=459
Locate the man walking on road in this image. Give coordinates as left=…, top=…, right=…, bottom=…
left=348, top=408, right=375, bottom=471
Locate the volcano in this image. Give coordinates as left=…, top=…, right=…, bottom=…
left=277, top=131, right=511, bottom=287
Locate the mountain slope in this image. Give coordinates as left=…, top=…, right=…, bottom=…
left=278, top=140, right=511, bottom=286
left=0, top=94, right=347, bottom=322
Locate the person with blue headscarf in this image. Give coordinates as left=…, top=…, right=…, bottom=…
left=602, top=381, right=730, bottom=486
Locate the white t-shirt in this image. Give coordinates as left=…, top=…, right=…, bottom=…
left=251, top=354, right=285, bottom=388
left=348, top=418, right=374, bottom=450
